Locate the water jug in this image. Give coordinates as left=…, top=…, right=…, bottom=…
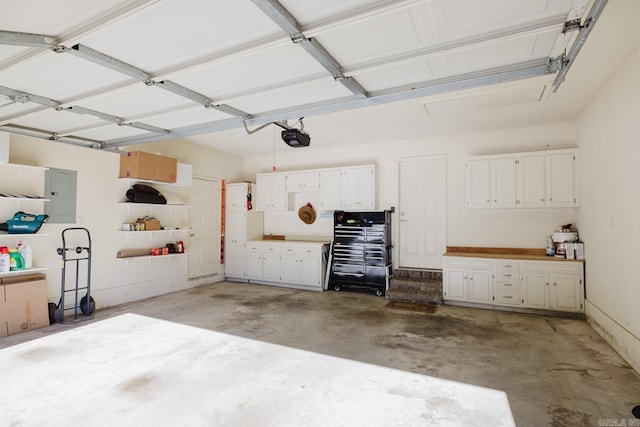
left=17, top=240, right=33, bottom=269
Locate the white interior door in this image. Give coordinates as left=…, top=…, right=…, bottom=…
left=188, top=178, right=222, bottom=279
left=399, top=156, right=446, bottom=269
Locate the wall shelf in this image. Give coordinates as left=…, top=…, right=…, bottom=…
left=118, top=178, right=189, bottom=188
left=0, top=267, right=48, bottom=278
left=117, top=253, right=189, bottom=261
left=0, top=233, right=49, bottom=237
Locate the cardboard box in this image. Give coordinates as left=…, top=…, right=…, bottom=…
left=119, top=151, right=177, bottom=183
left=141, top=220, right=161, bottom=231
left=1, top=273, right=49, bottom=336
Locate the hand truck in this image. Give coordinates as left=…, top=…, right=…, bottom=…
left=51, top=227, right=95, bottom=323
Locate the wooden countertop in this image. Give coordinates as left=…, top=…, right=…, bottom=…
left=444, top=246, right=585, bottom=262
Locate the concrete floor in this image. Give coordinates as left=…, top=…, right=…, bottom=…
left=3, top=281, right=640, bottom=426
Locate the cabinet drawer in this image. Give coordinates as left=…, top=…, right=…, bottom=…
left=495, top=261, right=520, bottom=270
left=495, top=271, right=520, bottom=282
left=246, top=244, right=263, bottom=254
left=494, top=281, right=520, bottom=291
left=262, top=245, right=281, bottom=254
left=494, top=289, right=521, bottom=306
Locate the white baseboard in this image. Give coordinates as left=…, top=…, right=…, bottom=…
left=585, top=299, right=640, bottom=373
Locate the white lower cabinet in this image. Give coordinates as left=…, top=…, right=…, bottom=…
left=521, top=261, right=583, bottom=312
left=443, top=257, right=493, bottom=304
left=246, top=241, right=326, bottom=291
left=444, top=256, right=584, bottom=314
left=280, top=245, right=322, bottom=288
left=245, top=243, right=264, bottom=281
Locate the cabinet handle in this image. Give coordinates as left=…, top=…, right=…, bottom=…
left=553, top=283, right=557, bottom=286
left=504, top=283, right=512, bottom=287
left=503, top=295, right=513, bottom=299
left=503, top=274, right=512, bottom=277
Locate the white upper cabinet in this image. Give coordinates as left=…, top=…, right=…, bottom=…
left=492, top=157, right=518, bottom=208
left=286, top=171, right=320, bottom=192
left=517, top=154, right=546, bottom=208
left=466, top=149, right=578, bottom=209
left=465, top=159, right=491, bottom=208
left=546, top=151, right=578, bottom=208
left=319, top=169, right=342, bottom=211
left=225, top=182, right=249, bottom=212
left=255, top=173, right=287, bottom=212
left=341, top=166, right=376, bottom=210
left=256, top=165, right=377, bottom=212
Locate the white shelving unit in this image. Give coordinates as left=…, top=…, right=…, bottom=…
left=0, top=162, right=50, bottom=277
left=116, top=177, right=191, bottom=260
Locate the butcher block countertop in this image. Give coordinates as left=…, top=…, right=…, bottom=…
left=444, top=246, right=585, bottom=262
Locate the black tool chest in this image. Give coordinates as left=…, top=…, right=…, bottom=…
left=329, top=210, right=392, bottom=296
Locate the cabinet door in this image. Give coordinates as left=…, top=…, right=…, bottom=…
left=225, top=183, right=248, bottom=212
left=522, top=271, right=549, bottom=309
left=492, top=157, right=517, bottom=208
left=256, top=174, right=286, bottom=211
left=342, top=167, right=375, bottom=210
left=262, top=253, right=281, bottom=282
left=467, top=269, right=492, bottom=303
left=466, top=159, right=491, bottom=208
left=299, top=247, right=321, bottom=287
left=550, top=273, right=581, bottom=311
left=245, top=252, right=263, bottom=280
left=518, top=155, right=546, bottom=208
left=225, top=212, right=245, bottom=243
left=546, top=152, right=577, bottom=207
left=444, top=268, right=467, bottom=301
left=226, top=242, right=246, bottom=278
left=286, top=172, right=320, bottom=192
left=319, top=169, right=342, bottom=211
left=280, top=254, right=299, bottom=284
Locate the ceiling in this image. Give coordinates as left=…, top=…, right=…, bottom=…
left=0, top=0, right=636, bottom=158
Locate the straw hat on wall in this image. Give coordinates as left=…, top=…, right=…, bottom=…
left=298, top=203, right=316, bottom=224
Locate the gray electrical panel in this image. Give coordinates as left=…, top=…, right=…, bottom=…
left=44, top=168, right=77, bottom=223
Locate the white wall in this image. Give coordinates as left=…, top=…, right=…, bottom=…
left=7, top=135, right=242, bottom=309
left=575, top=48, right=640, bottom=371
left=244, top=122, right=579, bottom=264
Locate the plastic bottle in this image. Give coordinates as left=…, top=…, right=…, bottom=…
left=16, top=240, right=33, bottom=269
left=0, top=246, right=10, bottom=273
left=9, top=249, right=24, bottom=271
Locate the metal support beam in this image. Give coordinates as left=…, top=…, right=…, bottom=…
left=66, top=105, right=124, bottom=124
left=251, top=0, right=368, bottom=98
left=68, top=45, right=250, bottom=118
left=0, top=30, right=53, bottom=48
left=552, top=0, right=608, bottom=92
left=69, top=44, right=152, bottom=81
left=102, top=60, right=553, bottom=149
left=0, top=124, right=102, bottom=149
left=153, top=80, right=211, bottom=106
left=65, top=105, right=168, bottom=133
left=124, top=122, right=169, bottom=134
left=0, top=86, right=60, bottom=109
